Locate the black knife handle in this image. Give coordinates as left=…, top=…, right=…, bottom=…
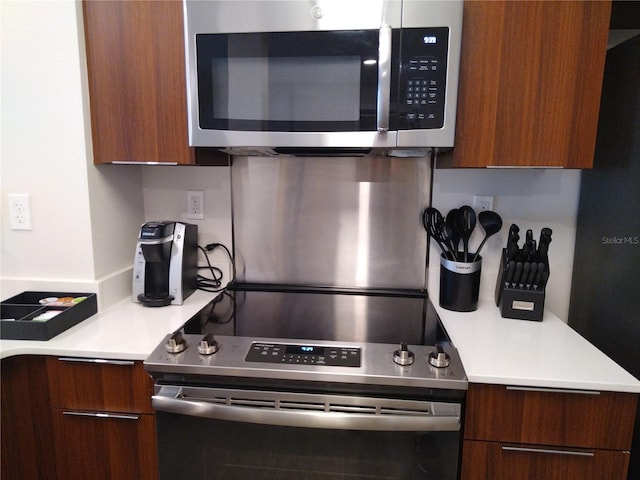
left=504, top=260, right=516, bottom=285
left=520, top=262, right=530, bottom=288
left=526, top=262, right=538, bottom=288
left=533, top=262, right=545, bottom=289
left=512, top=262, right=523, bottom=288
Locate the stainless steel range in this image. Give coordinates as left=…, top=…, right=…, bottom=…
left=145, top=285, right=467, bottom=479
left=144, top=154, right=467, bottom=479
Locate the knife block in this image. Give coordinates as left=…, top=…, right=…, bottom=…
left=495, top=250, right=546, bottom=321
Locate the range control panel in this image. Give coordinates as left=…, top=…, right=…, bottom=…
left=399, top=27, right=449, bottom=130
left=245, top=342, right=361, bottom=367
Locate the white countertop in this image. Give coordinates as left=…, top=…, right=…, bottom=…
left=2, top=290, right=639, bottom=394
left=0, top=290, right=216, bottom=361
left=436, top=299, right=640, bottom=393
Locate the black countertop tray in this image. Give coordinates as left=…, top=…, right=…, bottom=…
left=1, top=291, right=97, bottom=341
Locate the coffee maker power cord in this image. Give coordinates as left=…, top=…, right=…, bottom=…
left=196, top=243, right=235, bottom=292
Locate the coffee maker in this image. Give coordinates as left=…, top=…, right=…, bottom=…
left=132, top=221, right=198, bottom=307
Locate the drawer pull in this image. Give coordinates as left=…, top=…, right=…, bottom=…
left=62, top=411, right=140, bottom=421
left=58, top=357, right=135, bottom=366
left=506, top=386, right=600, bottom=395
left=502, top=446, right=594, bottom=457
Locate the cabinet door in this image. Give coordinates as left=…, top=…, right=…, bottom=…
left=47, top=357, right=154, bottom=413
left=52, top=409, right=157, bottom=480
left=461, top=440, right=630, bottom=480
left=464, top=384, right=637, bottom=450
left=1, top=356, right=57, bottom=480
left=446, top=0, right=611, bottom=168
left=83, top=0, right=194, bottom=164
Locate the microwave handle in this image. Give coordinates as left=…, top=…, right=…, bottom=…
left=376, top=25, right=392, bottom=133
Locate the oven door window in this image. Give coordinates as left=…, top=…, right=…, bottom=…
left=195, top=30, right=399, bottom=132
left=156, top=412, right=460, bottom=479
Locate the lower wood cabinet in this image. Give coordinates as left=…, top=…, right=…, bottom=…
left=462, top=440, right=630, bottom=480
left=461, top=384, right=638, bottom=480
left=0, top=355, right=157, bottom=480
left=47, top=357, right=158, bottom=480
left=1, top=356, right=56, bottom=480
left=51, top=408, right=157, bottom=480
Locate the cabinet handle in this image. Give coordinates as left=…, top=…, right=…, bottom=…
left=57, top=357, right=135, bottom=366
left=505, top=386, right=600, bottom=395
left=62, top=411, right=140, bottom=421
left=111, top=161, right=178, bottom=165
left=502, top=446, right=594, bottom=457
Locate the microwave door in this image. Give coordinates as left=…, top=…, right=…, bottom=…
left=190, top=29, right=400, bottom=149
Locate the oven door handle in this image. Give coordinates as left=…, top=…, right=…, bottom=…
left=152, top=388, right=460, bottom=432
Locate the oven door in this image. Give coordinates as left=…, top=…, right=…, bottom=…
left=153, top=385, right=462, bottom=479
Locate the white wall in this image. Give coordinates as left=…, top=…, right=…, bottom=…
left=141, top=166, right=233, bottom=285
left=1, top=1, right=144, bottom=308
left=429, top=166, right=581, bottom=321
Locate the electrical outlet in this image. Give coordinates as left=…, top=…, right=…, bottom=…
left=9, top=193, right=32, bottom=230
left=474, top=195, right=494, bottom=212
left=187, top=190, right=204, bottom=219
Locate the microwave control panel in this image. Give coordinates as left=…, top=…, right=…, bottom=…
left=399, top=27, right=449, bottom=130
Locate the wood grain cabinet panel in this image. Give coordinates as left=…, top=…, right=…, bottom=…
left=461, top=384, right=638, bottom=480
left=83, top=0, right=194, bottom=164
left=52, top=408, right=157, bottom=480
left=1, top=356, right=57, bottom=480
left=444, top=0, right=611, bottom=168
left=464, top=383, right=637, bottom=449
left=461, top=440, right=630, bottom=480
left=47, top=357, right=158, bottom=479
left=47, top=357, right=154, bottom=413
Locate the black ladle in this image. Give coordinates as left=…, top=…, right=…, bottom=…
left=455, top=205, right=476, bottom=262
left=473, top=210, right=503, bottom=261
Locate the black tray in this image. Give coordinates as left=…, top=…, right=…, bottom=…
left=1, top=291, right=97, bottom=341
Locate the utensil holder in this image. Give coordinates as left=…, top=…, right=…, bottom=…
left=439, top=254, right=482, bottom=312
left=494, top=250, right=546, bottom=321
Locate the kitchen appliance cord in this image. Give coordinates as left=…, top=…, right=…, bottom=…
left=197, top=243, right=235, bottom=292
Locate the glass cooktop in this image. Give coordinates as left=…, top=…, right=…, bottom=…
left=181, top=284, right=446, bottom=347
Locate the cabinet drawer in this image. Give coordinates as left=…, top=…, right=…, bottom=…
left=47, top=357, right=154, bottom=414
left=52, top=408, right=157, bottom=480
left=461, top=440, right=630, bottom=480
left=464, top=384, right=637, bottom=450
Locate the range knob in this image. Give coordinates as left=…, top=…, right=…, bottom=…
left=428, top=345, right=451, bottom=368
left=393, top=342, right=415, bottom=366
left=197, top=333, right=219, bottom=355
left=165, top=331, right=187, bottom=354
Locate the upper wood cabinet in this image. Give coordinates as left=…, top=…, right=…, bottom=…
left=83, top=0, right=194, bottom=165
left=443, top=1, right=611, bottom=168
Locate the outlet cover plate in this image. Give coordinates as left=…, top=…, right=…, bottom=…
left=9, top=193, right=32, bottom=230
left=187, top=190, right=204, bottom=220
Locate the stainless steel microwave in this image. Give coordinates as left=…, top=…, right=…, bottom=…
left=184, top=0, right=463, bottom=154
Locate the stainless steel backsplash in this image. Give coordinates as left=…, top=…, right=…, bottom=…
left=231, top=154, right=431, bottom=289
